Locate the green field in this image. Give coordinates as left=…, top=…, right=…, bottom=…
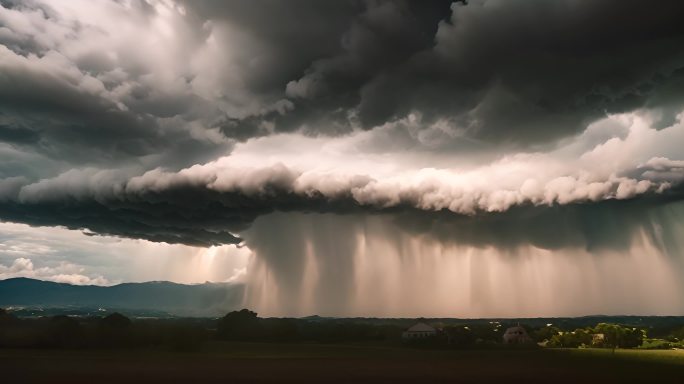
left=564, top=347, right=684, bottom=364
left=3, top=343, right=684, bottom=383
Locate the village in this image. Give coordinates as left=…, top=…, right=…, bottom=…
left=400, top=319, right=653, bottom=349
left=1, top=308, right=675, bottom=351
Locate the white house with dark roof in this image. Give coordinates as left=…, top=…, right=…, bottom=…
left=402, top=322, right=437, bottom=340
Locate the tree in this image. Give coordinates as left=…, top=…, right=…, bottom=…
left=548, top=329, right=592, bottom=348
left=531, top=325, right=561, bottom=343
left=97, top=313, right=133, bottom=347
left=594, top=323, right=644, bottom=350
left=668, top=326, right=684, bottom=342
left=216, top=309, right=262, bottom=341
left=100, top=312, right=132, bottom=329
left=444, top=326, right=476, bottom=347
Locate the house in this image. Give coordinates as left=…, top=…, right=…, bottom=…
left=402, top=322, right=437, bottom=340
left=592, top=333, right=605, bottom=346
left=503, top=325, right=533, bottom=344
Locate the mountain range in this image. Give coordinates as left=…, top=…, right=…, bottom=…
left=0, top=278, right=243, bottom=317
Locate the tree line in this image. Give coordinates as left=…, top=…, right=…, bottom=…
left=2, top=308, right=684, bottom=351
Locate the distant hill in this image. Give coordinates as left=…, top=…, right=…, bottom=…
left=0, top=278, right=244, bottom=317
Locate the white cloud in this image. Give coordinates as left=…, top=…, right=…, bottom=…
left=225, top=267, right=247, bottom=284
left=2, top=111, right=682, bottom=219
left=0, top=0, right=289, bottom=119
left=0, top=222, right=251, bottom=285
left=0, top=257, right=110, bottom=285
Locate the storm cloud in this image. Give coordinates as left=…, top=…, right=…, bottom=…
left=1, top=0, right=683, bottom=169
left=0, top=0, right=683, bottom=244
left=1, top=0, right=684, bottom=315
left=0, top=111, right=683, bottom=246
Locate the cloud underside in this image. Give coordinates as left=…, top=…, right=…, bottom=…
left=0, top=137, right=682, bottom=247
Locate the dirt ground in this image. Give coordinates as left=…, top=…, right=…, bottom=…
left=2, top=343, right=684, bottom=383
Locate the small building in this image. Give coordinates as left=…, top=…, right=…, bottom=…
left=402, top=322, right=437, bottom=340
left=503, top=325, right=533, bottom=344
left=592, top=333, right=605, bottom=346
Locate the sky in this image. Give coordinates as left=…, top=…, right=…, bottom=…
left=1, top=0, right=684, bottom=317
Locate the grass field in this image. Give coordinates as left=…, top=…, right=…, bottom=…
left=3, top=343, right=684, bottom=383
left=564, top=347, right=684, bottom=364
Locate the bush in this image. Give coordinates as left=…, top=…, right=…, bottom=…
left=216, top=309, right=262, bottom=341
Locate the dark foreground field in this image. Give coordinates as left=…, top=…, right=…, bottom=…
left=3, top=343, right=684, bottom=383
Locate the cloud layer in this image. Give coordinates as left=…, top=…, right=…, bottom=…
left=1, top=1, right=684, bottom=317
left=0, top=111, right=682, bottom=246
left=0, top=0, right=683, bottom=313
left=1, top=0, right=683, bottom=179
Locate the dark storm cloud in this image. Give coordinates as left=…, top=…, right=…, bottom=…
left=0, top=173, right=332, bottom=247
left=0, top=0, right=232, bottom=175
left=0, top=198, right=247, bottom=247
left=0, top=122, right=39, bottom=144
left=355, top=0, right=684, bottom=144
left=184, top=0, right=684, bottom=145
left=183, top=0, right=455, bottom=138
left=2, top=177, right=682, bottom=249
left=2, top=0, right=683, bottom=168
left=0, top=73, right=163, bottom=159
left=392, top=196, right=684, bottom=254
left=0, top=0, right=683, bottom=248
left=180, top=0, right=363, bottom=92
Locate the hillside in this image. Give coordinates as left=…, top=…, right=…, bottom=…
left=0, top=278, right=243, bottom=317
